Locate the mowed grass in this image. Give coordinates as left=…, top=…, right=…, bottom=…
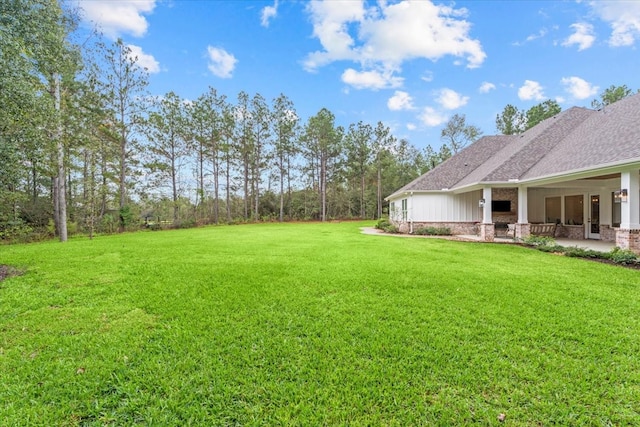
left=1, top=222, right=640, bottom=426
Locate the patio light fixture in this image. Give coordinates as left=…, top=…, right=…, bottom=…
left=615, top=189, right=628, bottom=203
left=479, top=198, right=485, bottom=208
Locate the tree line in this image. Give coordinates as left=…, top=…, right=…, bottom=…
left=1, top=1, right=635, bottom=243
left=2, top=0, right=445, bottom=242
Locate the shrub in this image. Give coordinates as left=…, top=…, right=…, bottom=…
left=563, top=247, right=603, bottom=259
left=173, top=219, right=196, bottom=229
left=535, top=244, right=566, bottom=253
left=375, top=219, right=392, bottom=230
left=609, top=247, right=639, bottom=265
left=119, top=206, right=134, bottom=230
left=99, top=214, right=117, bottom=234
left=522, top=235, right=556, bottom=247
left=375, top=218, right=399, bottom=234
left=0, top=220, right=34, bottom=243
left=414, top=226, right=452, bottom=236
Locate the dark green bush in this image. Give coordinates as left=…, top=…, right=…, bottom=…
left=375, top=219, right=392, bottom=230
left=609, top=247, right=639, bottom=265
left=375, top=218, right=399, bottom=233
left=0, top=219, right=34, bottom=243
left=522, top=235, right=556, bottom=247
left=563, top=247, right=603, bottom=259
left=414, top=226, right=452, bottom=236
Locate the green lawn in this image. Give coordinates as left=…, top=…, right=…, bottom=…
left=1, top=222, right=640, bottom=425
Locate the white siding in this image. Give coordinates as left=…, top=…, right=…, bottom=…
left=407, top=190, right=483, bottom=222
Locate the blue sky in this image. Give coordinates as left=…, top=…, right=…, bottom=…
left=76, top=0, right=640, bottom=151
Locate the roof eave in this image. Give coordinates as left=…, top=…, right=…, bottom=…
left=519, top=157, right=640, bottom=186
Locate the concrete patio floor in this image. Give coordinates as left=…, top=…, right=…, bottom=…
left=458, top=235, right=616, bottom=252
left=361, top=227, right=617, bottom=253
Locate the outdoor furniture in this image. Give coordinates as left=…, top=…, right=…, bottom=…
left=494, top=222, right=509, bottom=237
left=506, top=224, right=515, bottom=239
left=530, top=223, right=557, bottom=237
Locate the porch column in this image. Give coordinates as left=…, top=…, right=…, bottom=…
left=516, top=185, right=531, bottom=239
left=620, top=170, right=640, bottom=229
left=616, top=169, right=640, bottom=254
left=480, top=186, right=494, bottom=241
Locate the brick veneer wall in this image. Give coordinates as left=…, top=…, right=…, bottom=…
left=410, top=222, right=479, bottom=235
left=556, top=225, right=585, bottom=239
left=616, top=229, right=640, bottom=255
left=479, top=223, right=495, bottom=241
left=491, top=188, right=518, bottom=224
left=599, top=225, right=616, bottom=242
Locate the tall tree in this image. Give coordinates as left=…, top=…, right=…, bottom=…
left=391, top=138, right=425, bottom=188
left=250, top=93, right=272, bottom=221
left=496, top=104, right=525, bottom=135
left=272, top=94, right=299, bottom=222
left=441, top=114, right=482, bottom=154
left=303, top=109, right=343, bottom=222
left=344, top=121, right=373, bottom=218
left=97, top=39, right=149, bottom=223
left=525, top=99, right=561, bottom=130
left=1, top=0, right=82, bottom=241
left=235, top=91, right=253, bottom=220
left=373, top=122, right=394, bottom=219
left=219, top=101, right=236, bottom=222
left=591, top=84, right=635, bottom=109
left=144, top=92, right=188, bottom=223
left=189, top=87, right=225, bottom=223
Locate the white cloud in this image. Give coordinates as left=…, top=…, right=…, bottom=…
left=79, top=0, right=156, bottom=38
left=436, top=88, right=469, bottom=110
left=261, top=1, right=278, bottom=27
left=479, top=82, right=496, bottom=93
left=126, top=44, right=160, bottom=73
left=421, top=71, right=434, bottom=82
left=341, top=68, right=403, bottom=90
left=518, top=80, right=545, bottom=101
left=590, top=1, right=640, bottom=47
left=303, top=0, right=365, bottom=70
left=406, top=123, right=417, bottom=131
left=526, top=28, right=548, bottom=42
left=418, top=107, right=448, bottom=127
left=387, top=91, right=415, bottom=111
left=561, top=76, right=599, bottom=100
left=304, top=0, right=486, bottom=73
left=562, top=23, right=596, bottom=51
left=207, top=46, right=237, bottom=79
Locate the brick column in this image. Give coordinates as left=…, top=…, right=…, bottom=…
left=616, top=229, right=640, bottom=255
left=480, top=223, right=495, bottom=242
left=515, top=223, right=531, bottom=240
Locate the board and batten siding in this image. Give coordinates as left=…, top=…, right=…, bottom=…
left=407, top=190, right=483, bottom=222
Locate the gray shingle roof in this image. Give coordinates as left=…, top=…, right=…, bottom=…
left=388, top=93, right=640, bottom=199
left=391, top=135, right=514, bottom=194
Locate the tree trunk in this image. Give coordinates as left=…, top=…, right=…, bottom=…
left=171, top=142, right=178, bottom=223
left=279, top=154, right=284, bottom=222
left=54, top=74, right=67, bottom=242
left=377, top=166, right=382, bottom=219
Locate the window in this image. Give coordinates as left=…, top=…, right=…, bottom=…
left=612, top=192, right=621, bottom=227
left=564, top=195, right=584, bottom=225
left=545, top=197, right=561, bottom=224
left=401, top=198, right=408, bottom=221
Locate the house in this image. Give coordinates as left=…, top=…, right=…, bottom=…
left=386, top=93, right=640, bottom=254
